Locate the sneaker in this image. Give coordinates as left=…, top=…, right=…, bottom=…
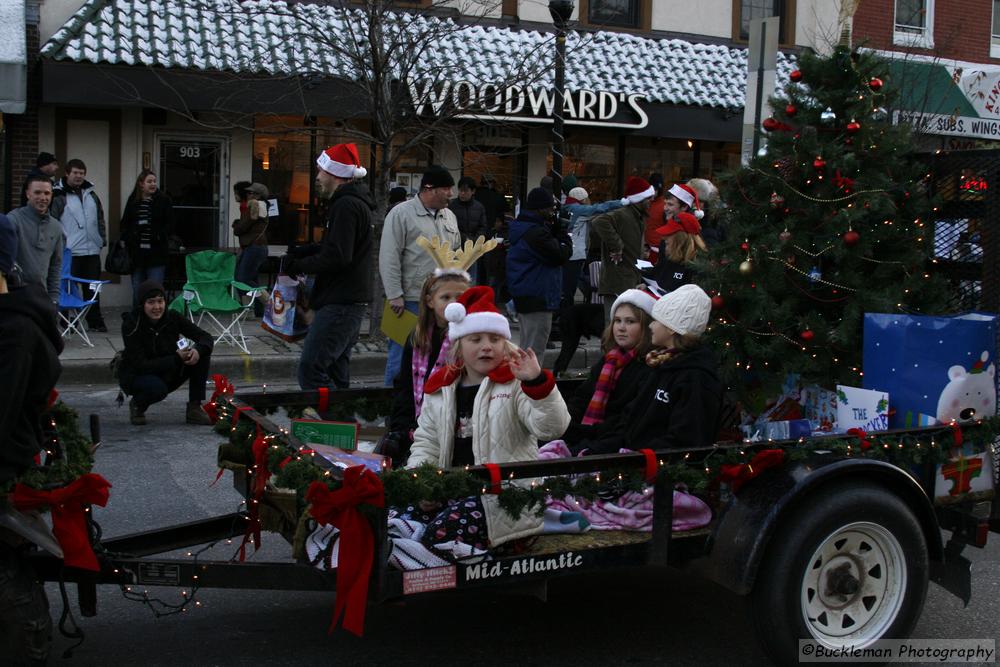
left=129, top=399, right=147, bottom=426
left=186, top=401, right=212, bottom=425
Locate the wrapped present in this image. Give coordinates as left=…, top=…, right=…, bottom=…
left=741, top=419, right=812, bottom=442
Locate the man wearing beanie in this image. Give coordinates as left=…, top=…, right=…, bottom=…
left=283, top=143, right=375, bottom=391
left=118, top=279, right=215, bottom=425
left=590, top=176, right=658, bottom=321
left=506, top=187, right=572, bottom=360
left=20, top=152, right=60, bottom=207
left=379, top=165, right=461, bottom=386
left=0, top=213, right=64, bottom=483
left=574, top=284, right=722, bottom=455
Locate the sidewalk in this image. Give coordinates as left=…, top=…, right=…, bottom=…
left=58, top=309, right=603, bottom=385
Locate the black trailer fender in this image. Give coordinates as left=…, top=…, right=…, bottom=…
left=683, top=455, right=943, bottom=595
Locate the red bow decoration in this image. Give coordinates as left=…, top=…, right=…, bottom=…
left=718, top=449, right=785, bottom=493
left=306, top=467, right=385, bottom=637
left=833, top=169, right=855, bottom=193
left=11, top=473, right=112, bottom=571
left=47, top=389, right=60, bottom=410
left=847, top=427, right=873, bottom=451
left=203, top=374, right=235, bottom=423
left=239, top=427, right=269, bottom=561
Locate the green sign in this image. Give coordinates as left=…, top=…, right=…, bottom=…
left=291, top=419, right=358, bottom=451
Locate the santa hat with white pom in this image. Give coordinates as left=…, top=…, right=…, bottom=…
left=667, top=183, right=704, bottom=219
left=316, top=143, right=368, bottom=179
left=444, top=286, right=511, bottom=341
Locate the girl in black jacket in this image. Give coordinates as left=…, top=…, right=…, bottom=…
left=120, top=170, right=174, bottom=306
left=646, top=211, right=706, bottom=294
left=563, top=289, right=655, bottom=453
left=579, top=284, right=722, bottom=454
left=119, top=280, right=214, bottom=426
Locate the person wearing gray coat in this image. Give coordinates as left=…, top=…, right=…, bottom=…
left=8, top=175, right=64, bottom=303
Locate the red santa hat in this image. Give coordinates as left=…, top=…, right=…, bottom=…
left=655, top=211, right=702, bottom=238
left=316, top=143, right=368, bottom=179
left=620, top=176, right=656, bottom=206
left=610, top=288, right=659, bottom=318
left=667, top=183, right=704, bottom=219
left=444, top=286, right=511, bottom=341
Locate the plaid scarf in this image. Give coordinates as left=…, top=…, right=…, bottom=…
left=581, top=346, right=638, bottom=425
left=412, top=332, right=452, bottom=420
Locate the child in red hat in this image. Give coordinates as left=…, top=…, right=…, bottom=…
left=646, top=210, right=707, bottom=294
left=402, top=286, right=570, bottom=555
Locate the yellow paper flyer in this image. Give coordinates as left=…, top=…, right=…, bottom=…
left=380, top=300, right=419, bottom=346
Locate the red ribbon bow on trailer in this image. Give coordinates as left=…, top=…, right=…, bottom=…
left=306, top=467, right=385, bottom=637
left=203, top=374, right=235, bottom=423
left=718, top=449, right=785, bottom=493
left=847, top=428, right=873, bottom=451
left=11, top=473, right=112, bottom=571
left=239, top=427, right=270, bottom=561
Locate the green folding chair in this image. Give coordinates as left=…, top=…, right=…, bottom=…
left=168, top=250, right=267, bottom=354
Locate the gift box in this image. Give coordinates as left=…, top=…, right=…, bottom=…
left=741, top=419, right=812, bottom=442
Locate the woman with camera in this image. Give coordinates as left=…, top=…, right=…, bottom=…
left=118, top=280, right=214, bottom=426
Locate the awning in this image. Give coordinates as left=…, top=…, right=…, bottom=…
left=0, top=0, right=27, bottom=114
left=888, top=58, right=1000, bottom=141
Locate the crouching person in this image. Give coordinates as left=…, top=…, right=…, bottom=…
left=119, top=280, right=213, bottom=426
left=404, top=286, right=570, bottom=555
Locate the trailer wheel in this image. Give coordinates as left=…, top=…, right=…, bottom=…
left=0, top=544, right=52, bottom=666
left=750, top=482, right=928, bottom=666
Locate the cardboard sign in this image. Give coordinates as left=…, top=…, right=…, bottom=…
left=291, top=419, right=358, bottom=451
left=403, top=566, right=457, bottom=595
left=836, top=385, right=889, bottom=432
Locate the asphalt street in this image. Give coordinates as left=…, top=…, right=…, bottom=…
left=42, top=383, right=1000, bottom=666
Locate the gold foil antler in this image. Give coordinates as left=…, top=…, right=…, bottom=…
left=455, top=236, right=499, bottom=271
left=416, top=235, right=453, bottom=268
left=416, top=234, right=497, bottom=274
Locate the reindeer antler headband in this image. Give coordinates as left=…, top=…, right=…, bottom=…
left=416, top=235, right=498, bottom=281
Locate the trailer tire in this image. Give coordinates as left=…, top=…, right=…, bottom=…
left=750, top=482, right=928, bottom=666
left=0, top=544, right=52, bottom=666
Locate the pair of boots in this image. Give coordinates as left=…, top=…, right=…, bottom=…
left=130, top=399, right=211, bottom=426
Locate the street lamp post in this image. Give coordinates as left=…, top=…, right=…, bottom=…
left=549, top=0, right=573, bottom=201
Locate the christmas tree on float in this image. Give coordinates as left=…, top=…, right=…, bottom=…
left=703, top=47, right=949, bottom=410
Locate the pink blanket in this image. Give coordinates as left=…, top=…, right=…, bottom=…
left=538, top=441, right=712, bottom=532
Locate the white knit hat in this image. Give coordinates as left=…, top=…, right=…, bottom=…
left=611, top=288, right=658, bottom=318
left=651, top=284, right=711, bottom=336
left=567, top=186, right=589, bottom=201
left=444, top=286, right=512, bottom=341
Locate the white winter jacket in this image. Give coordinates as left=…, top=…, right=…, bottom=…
left=408, top=364, right=571, bottom=547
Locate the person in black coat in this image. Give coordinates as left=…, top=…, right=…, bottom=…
left=645, top=211, right=706, bottom=294
left=119, top=280, right=214, bottom=426
left=0, top=213, right=64, bottom=483
left=562, top=289, right=654, bottom=450
left=577, top=284, right=722, bottom=455
left=120, top=169, right=175, bottom=306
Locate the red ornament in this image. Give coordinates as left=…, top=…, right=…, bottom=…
left=843, top=229, right=861, bottom=246
left=799, top=330, right=815, bottom=342
left=779, top=229, right=792, bottom=242
left=845, top=138, right=853, bottom=146
left=869, top=77, right=883, bottom=91
left=813, top=157, right=826, bottom=170
left=762, top=117, right=779, bottom=132
left=740, top=242, right=750, bottom=252
left=711, top=295, right=725, bottom=309
left=785, top=103, right=797, bottom=117
left=790, top=69, right=803, bottom=82
left=846, top=121, right=861, bottom=134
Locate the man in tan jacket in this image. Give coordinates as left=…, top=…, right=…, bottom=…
left=379, top=165, right=461, bottom=385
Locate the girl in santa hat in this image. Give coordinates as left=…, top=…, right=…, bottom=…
left=403, top=286, right=571, bottom=553
left=561, top=288, right=655, bottom=453
left=646, top=210, right=707, bottom=294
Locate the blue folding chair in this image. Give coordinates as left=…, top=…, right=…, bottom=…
left=58, top=247, right=110, bottom=347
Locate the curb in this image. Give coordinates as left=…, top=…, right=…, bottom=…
left=58, top=346, right=601, bottom=386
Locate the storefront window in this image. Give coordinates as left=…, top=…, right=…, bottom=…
left=545, top=132, right=618, bottom=203
left=624, top=138, right=740, bottom=186
left=462, top=126, right=528, bottom=209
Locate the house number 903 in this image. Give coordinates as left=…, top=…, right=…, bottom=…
left=179, top=146, right=201, bottom=158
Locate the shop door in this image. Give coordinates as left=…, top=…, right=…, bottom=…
left=157, top=137, right=226, bottom=250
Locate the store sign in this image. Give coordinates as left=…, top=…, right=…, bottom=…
left=408, top=79, right=648, bottom=129
left=893, top=110, right=1000, bottom=141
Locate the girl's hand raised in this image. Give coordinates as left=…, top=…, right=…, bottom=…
left=509, top=347, right=542, bottom=381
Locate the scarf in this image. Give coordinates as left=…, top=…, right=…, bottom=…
left=645, top=347, right=679, bottom=368
left=581, top=346, right=638, bottom=425
left=412, top=329, right=452, bottom=419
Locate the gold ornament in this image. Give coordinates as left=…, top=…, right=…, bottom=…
left=739, top=260, right=753, bottom=275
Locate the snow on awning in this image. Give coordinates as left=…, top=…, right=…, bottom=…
left=0, top=0, right=27, bottom=114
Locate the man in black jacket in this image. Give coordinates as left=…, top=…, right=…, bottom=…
left=119, top=280, right=214, bottom=426
left=0, top=213, right=64, bottom=483
left=283, top=143, right=374, bottom=390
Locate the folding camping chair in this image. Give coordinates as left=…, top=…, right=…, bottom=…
left=58, top=247, right=110, bottom=347
left=169, top=250, right=267, bottom=355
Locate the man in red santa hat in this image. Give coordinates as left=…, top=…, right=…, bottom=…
left=589, top=176, right=657, bottom=321
left=282, top=143, right=375, bottom=390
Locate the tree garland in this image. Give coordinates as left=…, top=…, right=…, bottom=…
left=213, top=396, right=1000, bottom=522
left=0, top=402, right=96, bottom=496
